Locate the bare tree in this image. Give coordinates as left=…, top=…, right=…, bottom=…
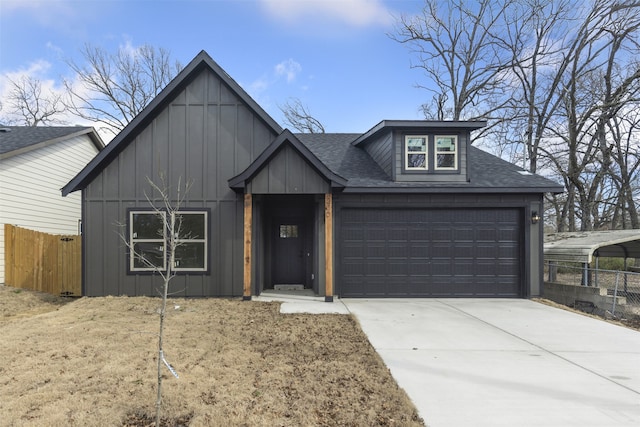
left=118, top=174, right=192, bottom=426
left=392, top=0, right=514, bottom=122
left=545, top=1, right=640, bottom=231
left=494, top=0, right=574, bottom=173
left=65, top=44, right=182, bottom=136
left=279, top=97, right=325, bottom=133
left=610, top=106, right=640, bottom=228
left=1, top=75, right=67, bottom=126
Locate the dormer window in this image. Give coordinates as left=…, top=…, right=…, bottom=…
left=435, top=136, right=458, bottom=170
left=405, top=136, right=428, bottom=170
left=404, top=134, right=459, bottom=172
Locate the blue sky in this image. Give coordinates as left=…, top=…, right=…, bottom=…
left=0, top=0, right=429, bottom=136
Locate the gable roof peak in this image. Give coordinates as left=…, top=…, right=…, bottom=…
left=228, top=129, right=347, bottom=191
left=62, top=50, right=282, bottom=196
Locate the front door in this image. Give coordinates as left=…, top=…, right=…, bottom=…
left=273, top=219, right=305, bottom=285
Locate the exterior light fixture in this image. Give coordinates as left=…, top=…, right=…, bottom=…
left=531, top=211, right=540, bottom=224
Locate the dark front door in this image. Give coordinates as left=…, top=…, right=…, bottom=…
left=273, top=218, right=305, bottom=285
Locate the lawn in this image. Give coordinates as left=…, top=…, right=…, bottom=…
left=0, top=286, right=424, bottom=426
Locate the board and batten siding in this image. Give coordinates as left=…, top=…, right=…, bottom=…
left=82, top=68, right=278, bottom=297
left=0, top=135, right=99, bottom=283
left=247, top=145, right=331, bottom=194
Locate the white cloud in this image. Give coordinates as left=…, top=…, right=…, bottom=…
left=246, top=58, right=303, bottom=96
left=275, top=59, right=302, bottom=83
left=259, top=0, right=394, bottom=28
left=248, top=75, right=271, bottom=94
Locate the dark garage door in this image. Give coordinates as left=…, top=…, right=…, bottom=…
left=339, top=208, right=523, bottom=297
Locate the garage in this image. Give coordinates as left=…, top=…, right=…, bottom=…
left=339, top=208, right=523, bottom=298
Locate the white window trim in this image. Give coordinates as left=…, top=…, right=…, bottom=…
left=434, top=135, right=458, bottom=171
left=173, top=211, right=208, bottom=272
left=130, top=211, right=167, bottom=272
left=405, top=135, right=429, bottom=170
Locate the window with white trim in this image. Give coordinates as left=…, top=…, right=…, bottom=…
left=130, top=211, right=166, bottom=271
left=405, top=136, right=428, bottom=170
left=129, top=210, right=208, bottom=272
left=435, top=135, right=458, bottom=170
left=173, top=211, right=208, bottom=271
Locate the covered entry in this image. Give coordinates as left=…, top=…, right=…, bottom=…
left=261, top=196, right=314, bottom=290
left=228, top=130, right=347, bottom=300
left=339, top=208, right=524, bottom=297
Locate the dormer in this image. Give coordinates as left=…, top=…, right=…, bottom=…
left=352, top=120, right=486, bottom=183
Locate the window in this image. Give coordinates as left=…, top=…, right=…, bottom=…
left=279, top=225, right=299, bottom=238
left=174, top=211, right=208, bottom=271
left=435, top=136, right=457, bottom=170
left=129, top=210, right=208, bottom=273
left=405, top=136, right=428, bottom=170
left=130, top=211, right=166, bottom=271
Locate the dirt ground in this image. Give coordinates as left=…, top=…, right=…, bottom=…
left=0, top=286, right=424, bottom=427
left=533, top=297, right=640, bottom=330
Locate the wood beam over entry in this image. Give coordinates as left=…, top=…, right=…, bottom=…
left=243, top=193, right=252, bottom=300
left=325, top=193, right=333, bottom=302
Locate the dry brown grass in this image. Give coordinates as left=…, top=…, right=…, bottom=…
left=533, top=297, right=640, bottom=330
left=0, top=285, right=424, bottom=427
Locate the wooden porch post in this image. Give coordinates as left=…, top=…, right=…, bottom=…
left=243, top=193, right=252, bottom=300
left=324, top=193, right=334, bottom=302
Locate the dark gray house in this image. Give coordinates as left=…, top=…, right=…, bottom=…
left=63, top=51, right=562, bottom=300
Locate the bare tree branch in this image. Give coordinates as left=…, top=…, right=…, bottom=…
left=64, top=44, right=182, bottom=136
left=392, top=0, right=515, bottom=121
left=1, top=75, right=67, bottom=126
left=279, top=97, right=325, bottom=133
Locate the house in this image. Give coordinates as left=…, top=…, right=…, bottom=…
left=0, top=126, right=104, bottom=283
left=63, top=51, right=562, bottom=299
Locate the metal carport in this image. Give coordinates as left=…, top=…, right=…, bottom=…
left=544, top=230, right=640, bottom=286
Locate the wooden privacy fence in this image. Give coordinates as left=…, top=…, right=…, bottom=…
left=4, top=224, right=82, bottom=296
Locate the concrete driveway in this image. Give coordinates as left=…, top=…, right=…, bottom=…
left=343, top=299, right=640, bottom=427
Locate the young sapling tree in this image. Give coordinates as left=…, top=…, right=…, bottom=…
left=119, top=174, right=193, bottom=426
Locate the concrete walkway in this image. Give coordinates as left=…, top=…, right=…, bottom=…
left=255, top=294, right=640, bottom=426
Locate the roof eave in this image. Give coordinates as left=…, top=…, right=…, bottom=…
left=1, top=127, right=103, bottom=161
left=341, top=185, right=564, bottom=194
left=353, top=119, right=488, bottom=146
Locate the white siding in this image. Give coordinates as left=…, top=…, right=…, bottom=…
left=0, top=135, right=99, bottom=283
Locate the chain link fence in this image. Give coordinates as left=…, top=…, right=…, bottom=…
left=546, top=261, right=640, bottom=318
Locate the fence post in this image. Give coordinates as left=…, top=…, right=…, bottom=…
left=612, top=271, right=619, bottom=317
left=581, top=262, right=589, bottom=286
left=548, top=260, right=557, bottom=282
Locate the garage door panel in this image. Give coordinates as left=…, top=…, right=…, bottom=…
left=365, top=228, right=386, bottom=241
left=365, top=244, right=385, bottom=258
left=409, top=243, right=430, bottom=258
left=388, top=243, right=409, bottom=258
left=339, top=208, right=523, bottom=298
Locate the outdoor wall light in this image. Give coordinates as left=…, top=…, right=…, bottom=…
left=531, top=211, right=540, bottom=224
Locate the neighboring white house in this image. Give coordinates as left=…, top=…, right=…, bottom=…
left=0, top=126, right=104, bottom=284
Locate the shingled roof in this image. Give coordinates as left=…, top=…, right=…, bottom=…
left=297, top=133, right=563, bottom=193
left=0, top=126, right=104, bottom=159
